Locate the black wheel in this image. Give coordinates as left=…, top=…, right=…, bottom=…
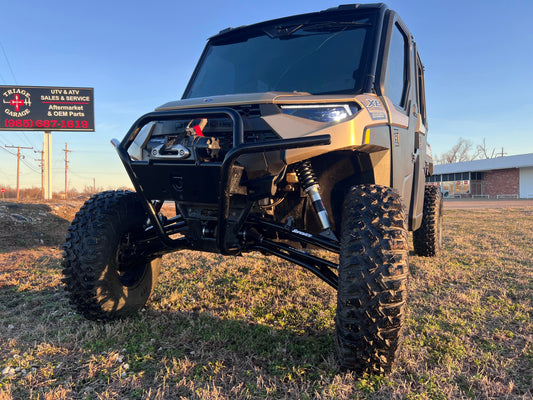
left=62, top=190, right=161, bottom=321
left=413, top=185, right=443, bottom=257
left=335, top=184, right=409, bottom=374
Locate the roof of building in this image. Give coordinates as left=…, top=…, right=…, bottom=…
left=434, top=153, right=533, bottom=174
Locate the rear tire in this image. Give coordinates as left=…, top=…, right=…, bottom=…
left=413, top=185, right=443, bottom=257
left=62, top=190, right=161, bottom=321
left=335, top=184, right=409, bottom=374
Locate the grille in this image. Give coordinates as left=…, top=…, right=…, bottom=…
left=201, top=105, right=279, bottom=152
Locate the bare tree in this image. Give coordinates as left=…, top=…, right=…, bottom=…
left=435, top=137, right=475, bottom=164
left=475, top=138, right=497, bottom=160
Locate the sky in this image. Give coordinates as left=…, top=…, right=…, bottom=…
left=0, top=0, right=532, bottom=191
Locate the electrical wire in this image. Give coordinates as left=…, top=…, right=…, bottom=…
left=0, top=39, right=18, bottom=84
left=0, top=144, right=41, bottom=173
left=21, top=158, right=41, bottom=174
left=0, top=40, right=41, bottom=149
left=20, top=132, right=36, bottom=148
left=0, top=133, right=17, bottom=147
left=70, top=170, right=126, bottom=177
left=0, top=145, right=17, bottom=156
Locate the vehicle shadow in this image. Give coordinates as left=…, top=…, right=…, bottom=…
left=0, top=210, right=344, bottom=397
left=0, top=277, right=340, bottom=398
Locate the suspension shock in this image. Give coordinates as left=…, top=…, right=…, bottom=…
left=294, top=160, right=332, bottom=231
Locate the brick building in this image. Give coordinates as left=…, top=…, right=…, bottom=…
left=427, top=153, right=533, bottom=199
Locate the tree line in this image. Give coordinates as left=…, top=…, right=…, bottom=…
left=435, top=137, right=507, bottom=165
left=0, top=185, right=118, bottom=201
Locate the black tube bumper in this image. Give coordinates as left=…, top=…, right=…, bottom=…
left=113, top=107, right=331, bottom=253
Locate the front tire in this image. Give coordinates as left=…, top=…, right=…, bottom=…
left=413, top=185, right=443, bottom=257
left=335, top=185, right=409, bottom=374
left=62, top=190, right=161, bottom=321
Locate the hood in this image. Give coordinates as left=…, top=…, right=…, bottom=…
left=156, top=92, right=358, bottom=111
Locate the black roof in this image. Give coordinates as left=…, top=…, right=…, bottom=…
left=211, top=3, right=388, bottom=40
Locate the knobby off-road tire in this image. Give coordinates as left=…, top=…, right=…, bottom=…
left=62, top=190, right=161, bottom=321
left=413, top=185, right=443, bottom=257
left=335, top=184, right=409, bottom=374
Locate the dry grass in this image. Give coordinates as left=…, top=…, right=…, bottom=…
left=0, top=201, right=531, bottom=399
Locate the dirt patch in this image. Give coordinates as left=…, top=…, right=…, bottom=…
left=0, top=200, right=83, bottom=253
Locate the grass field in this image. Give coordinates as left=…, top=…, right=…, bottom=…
left=0, top=202, right=531, bottom=399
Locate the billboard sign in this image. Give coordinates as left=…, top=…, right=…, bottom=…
left=0, top=86, right=94, bottom=131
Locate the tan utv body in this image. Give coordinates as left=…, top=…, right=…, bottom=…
left=62, top=3, right=442, bottom=374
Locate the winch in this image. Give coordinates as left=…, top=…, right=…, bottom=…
left=147, top=118, right=221, bottom=162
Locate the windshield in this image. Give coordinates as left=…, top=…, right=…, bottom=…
left=183, top=12, right=377, bottom=98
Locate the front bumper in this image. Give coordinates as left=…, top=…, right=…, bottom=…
left=113, top=107, right=331, bottom=254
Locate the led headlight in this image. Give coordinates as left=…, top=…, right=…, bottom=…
left=280, top=104, right=359, bottom=123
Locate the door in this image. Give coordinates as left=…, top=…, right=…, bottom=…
left=409, top=49, right=429, bottom=230
left=376, top=14, right=418, bottom=226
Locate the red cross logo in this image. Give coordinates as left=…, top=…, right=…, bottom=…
left=10, top=94, right=25, bottom=112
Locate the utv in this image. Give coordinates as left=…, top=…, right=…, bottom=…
left=63, top=3, right=442, bottom=374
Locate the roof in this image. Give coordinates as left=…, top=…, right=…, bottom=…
left=212, top=3, right=386, bottom=39
left=434, top=153, right=533, bottom=174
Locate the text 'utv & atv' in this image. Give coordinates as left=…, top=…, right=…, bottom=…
left=63, top=3, right=442, bottom=374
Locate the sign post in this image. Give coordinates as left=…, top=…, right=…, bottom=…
left=44, top=131, right=52, bottom=200
left=0, top=86, right=94, bottom=200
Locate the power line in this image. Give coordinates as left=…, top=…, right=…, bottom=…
left=11, top=131, right=38, bottom=150
left=70, top=170, right=126, bottom=176
left=0, top=39, right=18, bottom=84
left=20, top=132, right=36, bottom=148
left=0, top=132, right=37, bottom=149
left=2, top=144, right=40, bottom=172
left=0, top=40, right=40, bottom=150
left=21, top=157, right=41, bottom=174
left=0, top=131, right=39, bottom=150
left=0, top=145, right=17, bottom=156
left=75, top=150, right=117, bottom=154
left=0, top=133, right=16, bottom=147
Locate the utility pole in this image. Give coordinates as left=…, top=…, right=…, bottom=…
left=6, top=145, right=33, bottom=201
left=34, top=149, right=44, bottom=200
left=63, top=143, right=73, bottom=202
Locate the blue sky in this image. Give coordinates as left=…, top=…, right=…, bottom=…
left=1, top=0, right=532, bottom=191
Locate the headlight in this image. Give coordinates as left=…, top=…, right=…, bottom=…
left=280, top=104, right=359, bottom=123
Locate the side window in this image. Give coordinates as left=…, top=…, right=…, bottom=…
left=416, top=54, right=427, bottom=125
left=386, top=23, right=408, bottom=107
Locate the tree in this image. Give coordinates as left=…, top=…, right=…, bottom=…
left=475, top=138, right=495, bottom=159
left=475, top=138, right=507, bottom=159
left=435, top=137, right=475, bottom=164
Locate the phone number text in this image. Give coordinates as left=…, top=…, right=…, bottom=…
left=3, top=119, right=90, bottom=129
